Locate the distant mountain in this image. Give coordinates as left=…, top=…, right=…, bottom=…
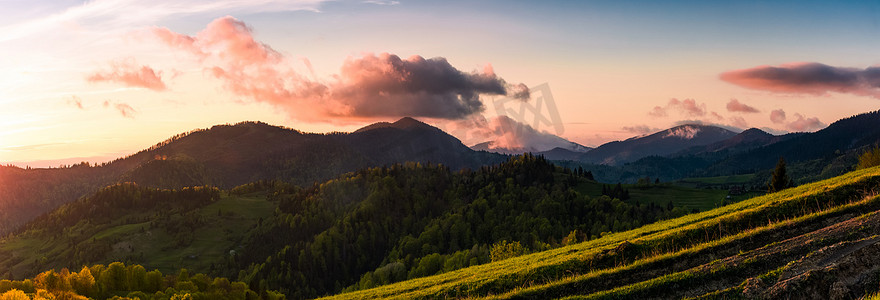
left=580, top=124, right=738, bottom=165
left=471, top=140, right=591, bottom=156
left=705, top=110, right=880, bottom=175
left=345, top=117, right=500, bottom=169
left=469, top=115, right=592, bottom=155
left=535, top=147, right=588, bottom=161
left=0, top=118, right=504, bottom=233
left=676, top=128, right=802, bottom=156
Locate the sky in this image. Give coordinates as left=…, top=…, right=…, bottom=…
left=1, top=0, right=879, bottom=167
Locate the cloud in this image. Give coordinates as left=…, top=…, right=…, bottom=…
left=648, top=98, right=707, bottom=118
left=720, top=62, right=880, bottom=98
left=786, top=113, right=824, bottom=132
left=622, top=125, right=659, bottom=135
left=648, top=106, right=667, bottom=117
left=671, top=120, right=743, bottom=133
left=726, top=98, right=760, bottom=113
left=766, top=109, right=824, bottom=132
left=67, top=96, right=84, bottom=109
left=100, top=100, right=136, bottom=118
left=115, top=103, right=137, bottom=118
left=469, top=115, right=584, bottom=152
left=729, top=116, right=748, bottom=128
left=770, top=109, right=786, bottom=124
left=508, top=83, right=531, bottom=101
left=152, top=16, right=524, bottom=121
left=648, top=98, right=750, bottom=131
left=87, top=59, right=166, bottom=91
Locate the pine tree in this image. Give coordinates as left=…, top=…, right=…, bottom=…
left=768, top=157, right=791, bottom=193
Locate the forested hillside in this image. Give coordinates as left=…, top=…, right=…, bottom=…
left=322, top=166, right=880, bottom=299
left=235, top=155, right=686, bottom=299
left=1, top=155, right=699, bottom=299
left=0, top=118, right=505, bottom=235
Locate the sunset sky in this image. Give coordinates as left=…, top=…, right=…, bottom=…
left=2, top=0, right=879, bottom=167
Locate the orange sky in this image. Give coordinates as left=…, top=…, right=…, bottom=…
left=2, top=1, right=879, bottom=167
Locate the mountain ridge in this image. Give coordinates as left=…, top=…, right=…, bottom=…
left=579, top=124, right=739, bottom=165
left=0, top=118, right=505, bottom=234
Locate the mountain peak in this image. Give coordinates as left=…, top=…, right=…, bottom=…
left=664, top=124, right=703, bottom=139
left=582, top=124, right=737, bottom=165
left=354, top=117, right=433, bottom=133
left=391, top=117, right=429, bottom=129
left=739, top=128, right=773, bottom=138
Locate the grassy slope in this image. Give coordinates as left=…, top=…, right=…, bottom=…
left=0, top=192, right=275, bottom=277
left=575, top=180, right=728, bottom=212
left=323, top=166, right=880, bottom=300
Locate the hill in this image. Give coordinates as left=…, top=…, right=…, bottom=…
left=675, top=127, right=801, bottom=156
left=705, top=110, right=880, bottom=176
left=0, top=118, right=505, bottom=234
left=0, top=155, right=733, bottom=299
left=536, top=147, right=590, bottom=161
left=562, top=110, right=880, bottom=184
left=471, top=141, right=591, bottom=156
left=579, top=124, right=738, bottom=166
left=321, top=166, right=880, bottom=299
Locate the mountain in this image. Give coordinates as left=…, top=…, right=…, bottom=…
left=344, top=117, right=500, bottom=169
left=675, top=127, right=801, bottom=156
left=471, top=140, right=591, bottom=156
left=468, top=115, right=592, bottom=155
left=0, top=118, right=505, bottom=234
left=534, top=147, right=587, bottom=160
left=579, top=124, right=738, bottom=165
left=704, top=110, right=880, bottom=176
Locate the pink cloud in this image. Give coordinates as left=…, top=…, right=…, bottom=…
left=726, top=99, right=760, bottom=113
left=648, top=106, right=667, bottom=117
left=729, top=116, right=748, bottom=128
left=720, top=62, right=880, bottom=98
left=621, top=125, right=659, bottom=135
left=115, top=103, right=137, bottom=118
left=67, top=96, right=84, bottom=109
left=151, top=16, right=523, bottom=122
left=648, top=98, right=707, bottom=118
left=87, top=60, right=166, bottom=91
left=710, top=111, right=724, bottom=121
left=770, top=109, right=786, bottom=124
left=462, top=115, right=581, bottom=152
left=786, top=113, right=824, bottom=132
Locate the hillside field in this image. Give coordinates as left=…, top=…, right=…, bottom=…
left=324, top=166, right=880, bottom=299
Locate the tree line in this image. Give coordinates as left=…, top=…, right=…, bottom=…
left=236, top=154, right=681, bottom=299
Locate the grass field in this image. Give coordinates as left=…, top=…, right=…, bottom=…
left=575, top=181, right=728, bottom=212
left=674, top=174, right=755, bottom=188
left=322, top=166, right=880, bottom=299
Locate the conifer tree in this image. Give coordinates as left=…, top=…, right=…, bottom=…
left=768, top=157, right=791, bottom=193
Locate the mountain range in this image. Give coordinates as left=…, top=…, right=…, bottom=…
left=576, top=124, right=738, bottom=165
left=3, top=110, right=880, bottom=234
left=2, top=110, right=880, bottom=299
left=0, top=117, right=504, bottom=233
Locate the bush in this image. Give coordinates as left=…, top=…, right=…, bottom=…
left=858, top=146, right=880, bottom=170
left=490, top=240, right=526, bottom=262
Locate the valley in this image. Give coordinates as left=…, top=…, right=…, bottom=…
left=0, top=111, right=878, bottom=299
